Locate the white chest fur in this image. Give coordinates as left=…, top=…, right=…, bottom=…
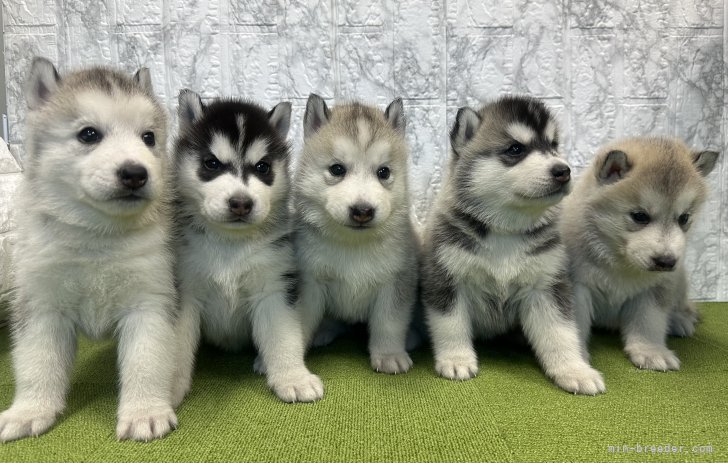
left=14, top=213, right=173, bottom=339
left=178, top=228, right=294, bottom=347
left=298, top=231, right=411, bottom=322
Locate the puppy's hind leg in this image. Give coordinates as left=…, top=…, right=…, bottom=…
left=667, top=271, right=699, bottom=338
left=116, top=303, right=178, bottom=442
left=520, top=289, right=605, bottom=395
left=297, top=277, right=327, bottom=349
left=170, top=297, right=201, bottom=409
left=669, top=302, right=699, bottom=338
left=573, top=282, right=595, bottom=361
left=0, top=311, right=76, bottom=442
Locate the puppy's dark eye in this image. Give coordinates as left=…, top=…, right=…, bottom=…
left=678, top=213, right=690, bottom=226
left=329, top=164, right=346, bottom=177
left=505, top=143, right=525, bottom=156
left=142, top=131, right=155, bottom=147
left=377, top=166, right=390, bottom=180
left=551, top=140, right=558, bottom=149
left=78, top=127, right=101, bottom=144
left=255, top=161, right=271, bottom=175
left=630, top=211, right=650, bottom=225
left=204, top=156, right=221, bottom=170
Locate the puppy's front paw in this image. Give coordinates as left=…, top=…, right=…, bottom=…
left=552, top=365, right=606, bottom=395
left=435, top=354, right=478, bottom=381
left=371, top=352, right=413, bottom=374
left=626, top=344, right=681, bottom=371
left=269, top=371, right=324, bottom=403
left=116, top=405, right=178, bottom=442
left=0, top=406, right=57, bottom=442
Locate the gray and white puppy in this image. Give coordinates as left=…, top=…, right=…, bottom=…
left=0, top=57, right=178, bottom=441
left=172, top=91, right=323, bottom=404
left=423, top=96, right=605, bottom=395
left=561, top=137, right=719, bottom=371
left=293, top=94, right=418, bottom=374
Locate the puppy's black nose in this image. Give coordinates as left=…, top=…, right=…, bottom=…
left=551, top=164, right=571, bottom=184
left=349, top=204, right=375, bottom=224
left=229, top=196, right=253, bottom=217
left=652, top=255, right=677, bottom=271
left=118, top=163, right=148, bottom=190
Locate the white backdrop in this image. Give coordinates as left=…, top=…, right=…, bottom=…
left=0, top=0, right=726, bottom=300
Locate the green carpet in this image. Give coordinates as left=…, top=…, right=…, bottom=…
left=0, top=303, right=726, bottom=462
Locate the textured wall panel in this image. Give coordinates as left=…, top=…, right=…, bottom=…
left=0, top=0, right=725, bottom=300
left=569, top=34, right=617, bottom=166
left=393, top=0, right=444, bottom=100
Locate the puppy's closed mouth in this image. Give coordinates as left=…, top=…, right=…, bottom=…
left=225, top=217, right=250, bottom=224
left=114, top=193, right=146, bottom=202
left=518, top=187, right=567, bottom=201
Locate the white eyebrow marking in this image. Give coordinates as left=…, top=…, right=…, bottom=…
left=544, top=120, right=557, bottom=143
left=210, top=132, right=236, bottom=164
left=245, top=138, right=269, bottom=164
left=506, top=122, right=536, bottom=144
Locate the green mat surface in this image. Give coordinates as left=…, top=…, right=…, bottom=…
left=0, top=303, right=726, bottom=462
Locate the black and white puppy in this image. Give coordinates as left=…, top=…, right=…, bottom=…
left=423, top=96, right=605, bottom=395
left=172, top=90, right=323, bottom=404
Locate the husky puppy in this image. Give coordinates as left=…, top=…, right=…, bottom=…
left=0, top=58, right=178, bottom=442
left=172, top=90, right=323, bottom=404
left=293, top=94, right=418, bottom=374
left=561, top=137, right=719, bottom=371
left=423, top=96, right=605, bottom=395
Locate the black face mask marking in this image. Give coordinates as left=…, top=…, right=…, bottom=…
left=175, top=100, right=290, bottom=186
left=242, top=156, right=276, bottom=186
left=196, top=153, right=238, bottom=182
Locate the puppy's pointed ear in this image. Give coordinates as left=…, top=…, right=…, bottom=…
left=133, top=67, right=154, bottom=94
left=268, top=102, right=292, bottom=138
left=384, top=97, right=405, bottom=134
left=178, top=89, right=204, bottom=133
left=304, top=93, right=330, bottom=139
left=26, top=57, right=61, bottom=110
left=450, top=107, right=480, bottom=153
left=692, top=150, right=719, bottom=177
left=598, top=150, right=631, bottom=184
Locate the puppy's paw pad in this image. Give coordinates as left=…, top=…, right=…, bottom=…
left=0, top=407, right=56, bottom=442
left=270, top=372, right=324, bottom=403
left=435, top=356, right=478, bottom=381
left=371, top=352, right=413, bottom=374
left=627, top=346, right=681, bottom=371
left=116, top=406, right=178, bottom=442
left=553, top=366, right=606, bottom=395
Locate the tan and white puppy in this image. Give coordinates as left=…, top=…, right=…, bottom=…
left=423, top=96, right=605, bottom=395
left=293, top=94, right=418, bottom=374
left=0, top=57, right=178, bottom=442
left=172, top=91, right=323, bottom=404
left=561, top=137, right=719, bottom=370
